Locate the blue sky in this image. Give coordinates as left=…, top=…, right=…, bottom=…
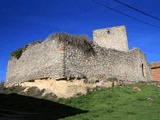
left=0, top=0, right=160, bottom=81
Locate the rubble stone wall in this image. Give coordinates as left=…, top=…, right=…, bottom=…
left=5, top=33, right=152, bottom=87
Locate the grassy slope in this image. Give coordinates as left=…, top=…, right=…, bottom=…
left=52, top=83, right=160, bottom=120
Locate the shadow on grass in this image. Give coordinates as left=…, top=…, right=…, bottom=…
left=0, top=93, right=87, bottom=120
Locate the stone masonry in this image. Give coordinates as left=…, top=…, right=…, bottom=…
left=93, top=26, right=128, bottom=51
left=151, top=62, right=160, bottom=81
left=5, top=25, right=152, bottom=87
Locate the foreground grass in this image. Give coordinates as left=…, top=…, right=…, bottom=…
left=0, top=82, right=159, bottom=120
left=51, top=83, right=160, bottom=120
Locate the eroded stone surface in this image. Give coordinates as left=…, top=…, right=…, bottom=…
left=18, top=78, right=120, bottom=98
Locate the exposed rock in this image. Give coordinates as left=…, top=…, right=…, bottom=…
left=148, top=81, right=160, bottom=87
left=96, top=81, right=113, bottom=88
left=148, top=97, right=154, bottom=101
left=133, top=87, right=141, bottom=91
left=19, top=79, right=95, bottom=98
left=20, top=81, right=89, bottom=98
left=5, top=77, right=127, bottom=98
left=88, top=76, right=100, bottom=84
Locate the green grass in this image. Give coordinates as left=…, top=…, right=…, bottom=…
left=1, top=82, right=159, bottom=119
left=49, top=83, right=160, bottom=120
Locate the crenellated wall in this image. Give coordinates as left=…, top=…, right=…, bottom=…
left=5, top=30, right=152, bottom=87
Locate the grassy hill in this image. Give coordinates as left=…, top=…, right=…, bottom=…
left=0, top=82, right=160, bottom=120
left=55, top=83, right=160, bottom=120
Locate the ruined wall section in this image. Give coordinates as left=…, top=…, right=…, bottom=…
left=93, top=26, right=128, bottom=51
left=107, top=48, right=152, bottom=82
left=5, top=33, right=152, bottom=87
left=64, top=43, right=152, bottom=82
left=5, top=38, right=64, bottom=87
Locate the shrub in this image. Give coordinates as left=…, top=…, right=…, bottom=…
left=10, top=40, right=42, bottom=59
left=43, top=93, right=57, bottom=100
left=10, top=45, right=28, bottom=59
left=25, top=87, right=45, bottom=98
left=1, top=85, right=25, bottom=94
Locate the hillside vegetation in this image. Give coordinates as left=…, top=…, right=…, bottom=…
left=0, top=82, right=159, bottom=120
left=55, top=83, right=160, bottom=120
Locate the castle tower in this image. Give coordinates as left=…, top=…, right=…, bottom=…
left=93, top=25, right=129, bottom=51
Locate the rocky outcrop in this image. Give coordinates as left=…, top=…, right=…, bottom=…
left=11, top=78, right=123, bottom=98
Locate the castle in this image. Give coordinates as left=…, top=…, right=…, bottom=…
left=5, top=25, right=152, bottom=87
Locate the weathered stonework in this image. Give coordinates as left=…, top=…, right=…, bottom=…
left=6, top=39, right=65, bottom=86
left=151, top=62, right=160, bottom=81
left=93, top=26, right=128, bottom=51
left=5, top=26, right=152, bottom=87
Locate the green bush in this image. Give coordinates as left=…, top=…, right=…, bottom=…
left=25, top=87, right=45, bottom=98
left=10, top=40, right=42, bottom=59
left=1, top=85, right=25, bottom=94
left=10, top=45, right=28, bottom=59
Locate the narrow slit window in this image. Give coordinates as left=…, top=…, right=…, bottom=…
left=142, top=63, right=145, bottom=77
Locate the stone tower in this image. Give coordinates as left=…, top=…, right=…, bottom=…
left=93, top=25, right=129, bottom=51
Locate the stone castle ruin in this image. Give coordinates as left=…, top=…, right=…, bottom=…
left=5, top=25, right=152, bottom=87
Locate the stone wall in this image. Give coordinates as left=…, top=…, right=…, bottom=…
left=64, top=41, right=152, bottom=82
left=5, top=33, right=152, bottom=87
left=5, top=38, right=65, bottom=87
left=93, top=26, right=128, bottom=51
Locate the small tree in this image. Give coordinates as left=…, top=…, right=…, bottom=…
left=10, top=40, right=42, bottom=59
